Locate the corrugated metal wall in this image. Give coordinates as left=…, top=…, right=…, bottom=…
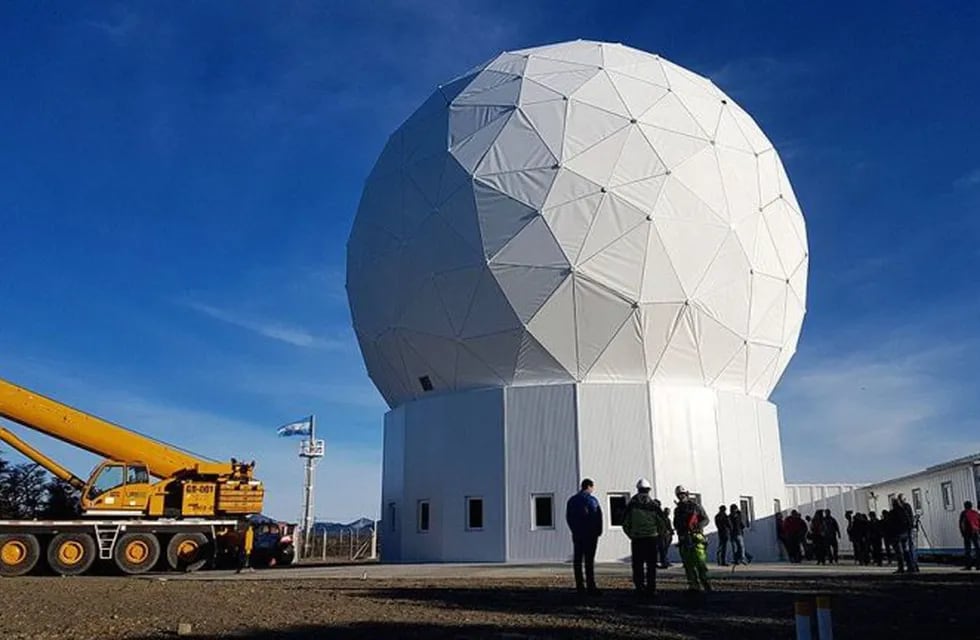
left=577, top=383, right=654, bottom=562
left=392, top=387, right=507, bottom=562
left=782, top=484, right=866, bottom=553
left=863, top=463, right=978, bottom=552
left=380, top=408, right=406, bottom=562
left=504, top=384, right=579, bottom=562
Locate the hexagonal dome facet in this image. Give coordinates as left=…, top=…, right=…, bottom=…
left=347, top=40, right=808, bottom=409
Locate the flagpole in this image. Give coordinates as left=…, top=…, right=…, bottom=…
left=301, top=414, right=316, bottom=559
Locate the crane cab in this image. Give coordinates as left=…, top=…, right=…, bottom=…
left=82, top=462, right=154, bottom=515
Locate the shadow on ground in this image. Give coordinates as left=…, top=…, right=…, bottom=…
left=136, top=572, right=980, bottom=639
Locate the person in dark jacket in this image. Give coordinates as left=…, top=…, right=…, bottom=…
left=887, top=498, right=914, bottom=574
left=622, top=478, right=663, bottom=597
left=824, top=509, right=841, bottom=564
left=566, top=478, right=603, bottom=594
left=658, top=506, right=674, bottom=568
left=729, top=504, right=753, bottom=565
left=959, top=500, right=980, bottom=570
left=783, top=510, right=807, bottom=563
left=868, top=511, right=884, bottom=566
left=673, top=485, right=710, bottom=594
left=896, top=495, right=919, bottom=573
left=714, top=506, right=731, bottom=566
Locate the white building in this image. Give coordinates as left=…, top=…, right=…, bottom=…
left=347, top=40, right=809, bottom=562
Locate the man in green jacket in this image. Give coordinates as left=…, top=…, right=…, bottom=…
left=622, top=478, right=663, bottom=597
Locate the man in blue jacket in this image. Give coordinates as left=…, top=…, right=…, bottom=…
left=566, top=478, right=603, bottom=594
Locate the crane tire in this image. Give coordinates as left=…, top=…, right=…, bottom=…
left=166, top=532, right=210, bottom=572
left=0, top=533, right=41, bottom=577
left=113, top=532, right=161, bottom=575
left=47, top=532, right=97, bottom=576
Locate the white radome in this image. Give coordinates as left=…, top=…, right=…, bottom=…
left=347, top=40, right=808, bottom=409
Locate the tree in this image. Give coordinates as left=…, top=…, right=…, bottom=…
left=0, top=459, right=48, bottom=519
left=41, top=478, right=81, bottom=519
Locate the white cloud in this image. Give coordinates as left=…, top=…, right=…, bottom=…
left=774, top=319, right=980, bottom=484
left=179, top=299, right=351, bottom=351
left=954, top=168, right=980, bottom=189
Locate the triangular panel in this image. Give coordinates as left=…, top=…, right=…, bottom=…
left=515, top=331, right=576, bottom=382
left=490, top=264, right=568, bottom=323
left=574, top=276, right=634, bottom=376
left=527, top=275, right=578, bottom=374
left=586, top=310, right=645, bottom=380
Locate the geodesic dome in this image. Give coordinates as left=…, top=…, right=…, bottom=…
left=347, top=40, right=808, bottom=409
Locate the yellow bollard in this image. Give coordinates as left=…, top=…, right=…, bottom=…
left=795, top=600, right=813, bottom=640
left=816, top=596, right=833, bottom=640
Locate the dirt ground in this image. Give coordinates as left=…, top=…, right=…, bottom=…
left=1, top=569, right=977, bottom=639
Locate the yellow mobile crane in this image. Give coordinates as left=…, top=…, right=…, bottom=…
left=0, top=377, right=264, bottom=576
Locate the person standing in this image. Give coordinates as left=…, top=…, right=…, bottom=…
left=730, top=503, right=753, bottom=565
left=658, top=507, right=674, bottom=568
left=889, top=498, right=914, bottom=574
left=824, top=509, right=841, bottom=564
left=566, top=478, right=603, bottom=594
left=236, top=520, right=255, bottom=573
left=622, top=478, right=663, bottom=598
left=673, top=485, right=710, bottom=595
left=897, top=494, right=919, bottom=573
left=868, top=511, right=884, bottom=566
left=959, top=500, right=980, bottom=570
left=784, top=510, right=807, bottom=563
left=714, top=505, right=731, bottom=566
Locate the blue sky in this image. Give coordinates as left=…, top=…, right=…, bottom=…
left=1, top=2, right=978, bottom=521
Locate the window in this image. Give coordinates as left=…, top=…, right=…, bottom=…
left=739, top=496, right=755, bottom=528
left=912, top=488, right=923, bottom=512
left=690, top=492, right=703, bottom=506
left=531, top=494, right=554, bottom=529
left=608, top=493, right=630, bottom=527
left=773, top=498, right=782, bottom=515
left=418, top=376, right=434, bottom=392
left=974, top=466, right=980, bottom=505
left=88, top=464, right=124, bottom=499
left=417, top=500, right=430, bottom=532
left=466, top=497, right=484, bottom=530
left=388, top=502, right=397, bottom=532
left=127, top=465, right=149, bottom=484
left=941, top=481, right=955, bottom=511
left=887, top=493, right=896, bottom=507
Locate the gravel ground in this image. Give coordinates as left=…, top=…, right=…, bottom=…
left=1, top=570, right=977, bottom=638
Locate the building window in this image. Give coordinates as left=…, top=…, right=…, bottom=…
left=773, top=498, right=781, bottom=515
left=531, top=494, right=554, bottom=530
left=388, top=502, right=397, bottom=532
left=418, top=375, right=434, bottom=392
left=608, top=493, right=630, bottom=528
left=690, top=492, right=703, bottom=506
left=466, top=497, right=484, bottom=530
left=417, top=500, right=430, bottom=532
left=912, top=488, right=923, bottom=512
left=941, top=481, right=955, bottom=511
left=887, top=493, right=896, bottom=507
left=739, top=496, right=755, bottom=528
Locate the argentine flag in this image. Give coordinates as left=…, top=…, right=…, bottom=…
left=277, top=417, right=313, bottom=438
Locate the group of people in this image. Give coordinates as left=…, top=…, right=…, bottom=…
left=776, top=494, right=923, bottom=573
left=776, top=508, right=841, bottom=565
left=713, top=504, right=753, bottom=566
left=565, top=478, right=711, bottom=600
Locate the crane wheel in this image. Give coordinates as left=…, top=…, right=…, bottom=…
left=47, top=533, right=97, bottom=576
left=0, top=533, right=41, bottom=577
left=167, top=532, right=211, bottom=572
left=113, top=532, right=161, bottom=575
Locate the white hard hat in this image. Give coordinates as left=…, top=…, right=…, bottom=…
left=636, top=478, right=652, bottom=490
left=674, top=484, right=688, bottom=497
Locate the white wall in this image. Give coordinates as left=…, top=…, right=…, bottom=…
left=381, top=382, right=791, bottom=563
left=862, top=463, right=979, bottom=552
left=577, top=383, right=654, bottom=562
left=782, top=484, right=867, bottom=553
left=504, top=384, right=579, bottom=562
left=383, top=387, right=507, bottom=562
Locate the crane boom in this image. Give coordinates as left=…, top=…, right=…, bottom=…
left=0, top=426, right=86, bottom=489
left=0, top=377, right=230, bottom=479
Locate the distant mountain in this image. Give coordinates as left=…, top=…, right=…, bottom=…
left=311, top=517, right=375, bottom=533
